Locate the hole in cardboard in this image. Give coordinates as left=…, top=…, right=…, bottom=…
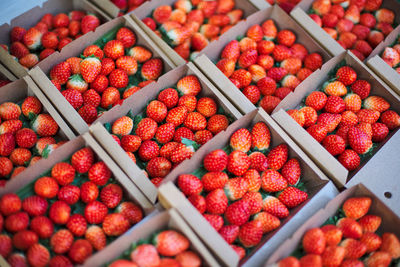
left=384, top=192, right=392, bottom=199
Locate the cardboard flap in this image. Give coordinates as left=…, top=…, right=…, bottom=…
left=290, top=7, right=345, bottom=57
left=0, top=63, right=17, bottom=81
left=367, top=55, right=400, bottom=97
left=89, top=122, right=158, bottom=204
left=0, top=47, right=27, bottom=78
left=90, top=0, right=120, bottom=18
left=158, top=182, right=239, bottom=267
left=248, top=0, right=271, bottom=10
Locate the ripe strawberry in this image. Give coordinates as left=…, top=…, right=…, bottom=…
left=267, top=144, right=288, bottom=170
left=34, top=176, right=59, bottom=198
left=257, top=76, right=277, bottom=96
left=230, top=69, right=252, bottom=89
left=116, top=27, right=136, bottom=48
left=30, top=216, right=54, bottom=239
left=261, top=19, right=277, bottom=39
left=207, top=114, right=229, bottom=134
left=322, top=134, right=346, bottom=156
left=365, top=251, right=391, bottom=266
left=49, top=255, right=71, bottom=267
left=68, top=239, right=93, bottom=264
left=360, top=232, right=382, bottom=253
left=85, top=225, right=106, bottom=251
left=12, top=230, right=38, bottom=250
left=342, top=197, right=371, bottom=220
left=71, top=147, right=94, bottom=173
left=9, top=41, right=29, bottom=59
left=103, top=40, right=124, bottom=60
left=0, top=234, right=12, bottom=258
left=321, top=225, right=343, bottom=246
left=358, top=214, right=381, bottom=233
left=19, top=53, right=39, bottom=68
left=49, top=200, right=71, bottom=224
left=205, top=189, right=228, bottom=214
left=57, top=185, right=80, bottom=205
left=130, top=244, right=160, bottom=267
left=305, top=91, right=328, bottom=111
left=203, top=149, right=228, bottom=172
left=194, top=129, right=213, bottom=145
left=111, top=116, right=133, bottom=136
left=4, top=211, right=29, bottom=232
left=318, top=113, right=342, bottom=133
left=224, top=177, right=248, bottom=201
left=348, top=127, right=373, bottom=155
left=84, top=200, right=108, bottom=224
left=337, top=218, right=362, bottom=239
left=229, top=128, right=251, bottom=153
left=27, top=244, right=50, bottom=267
left=128, top=46, right=152, bottom=63
left=380, top=110, right=400, bottom=130
left=141, top=58, right=163, bottom=80
left=178, top=95, right=197, bottom=112
left=219, top=225, right=239, bottom=244
left=238, top=220, right=263, bottom=248
left=138, top=140, right=159, bottom=161
left=11, top=26, right=27, bottom=42
left=78, top=104, right=97, bottom=124
left=188, top=194, right=206, bottom=214
left=201, top=172, right=229, bottom=192
left=225, top=199, right=250, bottom=226
left=166, top=106, right=188, bottom=127
left=380, top=233, right=400, bottom=259
left=66, top=214, right=87, bottom=237
left=364, top=96, right=390, bottom=113
left=88, top=161, right=111, bottom=186
left=158, top=88, right=179, bottom=109
left=184, top=112, right=207, bottom=131
left=79, top=56, right=102, bottom=83
left=154, top=230, right=189, bottom=256
left=304, top=53, right=323, bottom=71
left=170, top=143, right=195, bottom=164
left=338, top=149, right=360, bottom=171
left=100, top=184, right=123, bottom=209
left=80, top=181, right=99, bottom=203
left=173, top=127, right=194, bottom=143
left=227, top=150, right=250, bottom=176
left=51, top=162, right=75, bottom=186
left=100, top=86, right=120, bottom=108
left=22, top=27, right=42, bottom=50
left=261, top=169, right=287, bottom=193
left=324, top=81, right=348, bottom=97
left=279, top=187, right=308, bottom=208
left=341, top=238, right=367, bottom=259
left=303, top=228, right=326, bottom=254
left=50, top=229, right=74, bottom=254
left=50, top=61, right=71, bottom=85
left=322, top=245, right=346, bottom=266
left=204, top=214, right=225, bottom=231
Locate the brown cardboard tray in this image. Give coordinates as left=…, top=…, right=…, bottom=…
left=89, top=62, right=244, bottom=204
left=158, top=109, right=338, bottom=267
left=193, top=5, right=332, bottom=115
left=28, top=15, right=175, bottom=136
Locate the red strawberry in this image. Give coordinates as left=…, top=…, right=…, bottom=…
left=67, top=214, right=87, bottom=237
left=50, top=229, right=74, bottom=254
left=147, top=157, right=171, bottom=178
left=22, top=27, right=42, bottom=50
left=85, top=225, right=106, bottom=251
left=88, top=161, right=111, bottom=185
left=322, top=134, right=346, bottom=156
left=50, top=61, right=71, bottom=85
left=188, top=195, right=206, bottom=214
left=71, top=147, right=94, bottom=173
left=4, top=211, right=29, bottom=232
left=343, top=197, right=371, bottom=219
left=130, top=244, right=160, bottom=267
left=173, top=127, right=194, bottom=143
left=207, top=114, right=229, bottom=134
left=57, top=185, right=80, bottom=205
left=322, top=245, right=346, bottom=266
left=281, top=158, right=301, bottom=185
left=116, top=27, right=136, bottom=48
left=259, top=95, right=281, bottom=114
left=365, top=251, right=391, bottom=266
left=267, top=144, right=288, bottom=170
left=68, top=239, right=93, bottom=264
left=338, top=149, right=360, bottom=171
left=155, top=123, right=175, bottom=144
left=19, top=53, right=39, bottom=68
left=230, top=128, right=251, bottom=153
left=30, top=216, right=54, bottom=239
left=380, top=110, right=400, bottom=130
left=51, top=162, right=75, bottom=186
left=138, top=140, right=159, bottom=161
left=158, top=88, right=179, bottom=109
left=154, top=230, right=189, bottom=256
left=224, top=177, right=248, bottom=201
left=10, top=41, right=29, bottom=59
left=27, top=244, right=50, bottom=267
left=205, top=189, right=228, bottom=214
left=100, top=184, right=123, bottom=208
left=261, top=169, right=287, bottom=192
left=347, top=127, right=372, bottom=155
left=12, top=230, right=38, bottom=251
left=166, top=106, right=188, bottom=127
left=204, top=149, right=228, bottom=172
left=278, top=187, right=308, bottom=208
left=141, top=58, right=163, bottom=80
left=306, top=91, right=328, bottom=111
left=227, top=150, right=250, bottom=176
left=11, top=26, right=27, bottom=42
left=34, top=176, right=59, bottom=199
left=238, top=220, right=263, bottom=248
left=219, top=225, right=239, bottom=244
left=201, top=172, right=229, bottom=192
left=48, top=255, right=73, bottom=267
left=341, top=238, right=367, bottom=259
left=80, top=56, right=101, bottom=83
left=317, top=113, right=341, bottom=133
left=178, top=95, right=197, bottom=112
left=225, top=199, right=250, bottom=226
left=0, top=235, right=12, bottom=258
left=84, top=200, right=108, bottom=224
left=170, top=143, right=195, bottom=164
left=303, top=228, right=326, bottom=254
left=360, top=232, right=382, bottom=253
left=184, top=112, right=207, bottom=131
left=304, top=53, right=323, bottom=71
left=363, top=96, right=390, bottom=113
left=152, top=5, right=172, bottom=23
left=49, top=200, right=71, bottom=224
left=321, top=225, right=343, bottom=246
left=103, top=40, right=125, bottom=60
left=337, top=218, right=362, bottom=239
left=128, top=46, right=152, bottom=63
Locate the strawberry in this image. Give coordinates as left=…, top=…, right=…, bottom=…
left=365, top=251, right=391, bottom=266
left=364, top=96, right=390, bottom=113
left=19, top=53, right=39, bottom=68
left=68, top=239, right=93, bottom=264
left=13, top=230, right=38, bottom=250
left=267, top=144, right=288, bottom=170
left=243, top=85, right=261, bottom=104
left=141, top=58, right=163, bottom=80
left=0, top=102, right=21, bottom=120
left=30, top=216, right=54, bottom=239
left=116, top=27, right=136, bottom=48
left=225, top=199, right=250, bottom=226
left=27, top=244, right=50, bottom=267
left=300, top=107, right=318, bottom=128
left=257, top=54, right=274, bottom=71
left=108, top=68, right=129, bottom=89
left=122, top=86, right=141, bottom=100
left=116, top=56, right=138, bottom=76
left=170, top=143, right=195, bottom=164
left=303, top=228, right=326, bottom=254
left=155, top=123, right=175, bottom=144
left=11, top=26, right=27, bottom=42
left=15, top=128, right=36, bottom=149
left=100, top=58, right=115, bottom=76
left=50, top=61, right=71, bottom=85
left=279, top=187, right=308, bottom=208
left=338, top=149, right=360, bottom=171
left=382, top=47, right=400, bottom=67
left=205, top=189, right=228, bottom=214
left=147, top=157, right=172, bottom=178
left=322, top=245, right=346, bottom=266
left=66, top=214, right=87, bottom=237
left=138, top=140, right=159, bottom=161
left=358, top=215, right=381, bottom=233
left=85, top=225, right=106, bottom=251
left=88, top=161, right=111, bottom=186
left=84, top=200, right=108, bottom=225
left=184, top=112, right=207, bottom=131
left=194, top=98, right=216, bottom=119
left=34, top=176, right=59, bottom=198
left=261, top=169, right=287, bottom=193
left=100, top=184, right=123, bottom=208
left=248, top=64, right=267, bottom=83
left=193, top=130, right=212, bottom=145
left=130, top=244, right=160, bottom=267
left=51, top=162, right=75, bottom=186
left=344, top=93, right=362, bottom=113
left=152, top=5, right=172, bottom=24
left=154, top=230, right=189, bottom=256
left=78, top=104, right=97, bottom=124
left=71, top=147, right=94, bottom=173
left=287, top=109, right=306, bottom=127
left=230, top=69, right=252, bottom=89
left=173, top=127, right=194, bottom=143
left=21, top=195, right=47, bottom=217
left=207, top=114, right=229, bottom=134
left=304, top=53, right=323, bottom=71
left=116, top=201, right=142, bottom=225
left=321, top=225, right=343, bottom=246
left=4, top=211, right=29, bottom=232
left=227, top=150, right=250, bottom=176
left=238, top=220, right=263, bottom=248
left=230, top=128, right=251, bottom=153
left=135, top=117, right=158, bottom=140
left=279, top=257, right=302, bottom=266
left=128, top=46, right=152, bottom=63
left=22, top=27, right=42, bottom=50
left=62, top=88, right=84, bottom=109
left=219, top=225, right=239, bottom=244
left=322, top=134, right=346, bottom=156
left=324, top=95, right=345, bottom=114
left=177, top=95, right=197, bottom=113
left=0, top=234, right=12, bottom=258
left=100, top=87, right=120, bottom=108
left=188, top=195, right=206, bottom=214
left=324, top=81, right=347, bottom=97
left=380, top=233, right=400, bottom=258
left=203, top=149, right=228, bottom=172
left=39, top=48, right=55, bottom=60
left=79, top=56, right=101, bottom=84
left=306, top=91, right=328, bottom=111
left=257, top=76, right=277, bottom=96
left=66, top=74, right=88, bottom=93
left=0, top=120, right=22, bottom=135
left=9, top=41, right=29, bottom=59
left=341, top=238, right=367, bottom=259
left=360, top=232, right=382, bottom=253
left=317, top=113, right=342, bottom=133
left=50, top=229, right=74, bottom=254
left=158, top=88, right=179, bottom=109
left=201, top=172, right=229, bottom=191
left=66, top=57, right=82, bottom=75
left=49, top=200, right=71, bottom=224
left=224, top=177, right=248, bottom=201
left=259, top=95, right=281, bottom=114
left=348, top=127, right=373, bottom=155
left=343, top=197, right=371, bottom=219
left=280, top=158, right=301, bottom=185
left=41, top=32, right=58, bottom=49
left=112, top=116, right=134, bottom=136
left=337, top=218, right=363, bottom=239
left=103, top=40, right=125, bottom=60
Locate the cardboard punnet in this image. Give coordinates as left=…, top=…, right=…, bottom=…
left=266, top=183, right=400, bottom=264
left=0, top=62, right=17, bottom=82
left=271, top=51, right=400, bottom=187
left=83, top=209, right=221, bottom=266
left=158, top=109, right=338, bottom=267
left=0, top=0, right=112, bottom=79
left=193, top=5, right=332, bottom=115
left=29, top=15, right=175, bottom=136
left=0, top=76, right=76, bottom=185
left=130, top=0, right=263, bottom=67
left=366, top=25, right=400, bottom=96
left=346, top=130, right=400, bottom=216
left=89, top=62, right=243, bottom=204
left=291, top=0, right=400, bottom=58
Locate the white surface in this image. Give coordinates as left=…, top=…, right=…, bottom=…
left=0, top=0, right=46, bottom=25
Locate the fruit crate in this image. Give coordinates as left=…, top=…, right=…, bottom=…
left=266, top=183, right=400, bottom=265
left=89, top=62, right=243, bottom=204
left=130, top=0, right=266, bottom=67
left=366, top=25, right=400, bottom=97
left=0, top=132, right=154, bottom=266
left=83, top=208, right=220, bottom=266
left=0, top=76, right=75, bottom=187
left=271, top=50, right=400, bottom=187
left=0, top=0, right=111, bottom=79
left=28, top=15, right=175, bottom=136
left=157, top=109, right=338, bottom=267
left=0, top=63, right=17, bottom=85
left=193, top=5, right=332, bottom=116
left=290, top=0, right=400, bottom=59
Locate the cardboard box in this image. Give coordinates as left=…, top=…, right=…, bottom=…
left=29, top=15, right=175, bottom=136
left=291, top=0, right=400, bottom=58
left=193, top=5, right=332, bottom=115
left=271, top=51, right=400, bottom=187
left=266, top=183, right=400, bottom=264
left=346, top=130, right=400, bottom=216
left=0, top=0, right=112, bottom=79
left=84, top=208, right=221, bottom=266
left=130, top=0, right=265, bottom=67
left=89, top=62, right=244, bottom=204
left=0, top=62, right=17, bottom=82
left=366, top=25, right=400, bottom=97
left=0, top=76, right=76, bottom=185
left=158, top=109, right=338, bottom=267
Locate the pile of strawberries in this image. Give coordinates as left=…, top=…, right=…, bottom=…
left=0, top=146, right=143, bottom=266
left=277, top=197, right=400, bottom=266
left=177, top=122, right=308, bottom=259
left=111, top=0, right=149, bottom=16
left=215, top=19, right=324, bottom=114
left=108, top=74, right=231, bottom=186
left=381, top=36, right=400, bottom=74
left=287, top=65, right=400, bottom=171
left=142, top=0, right=245, bottom=61
left=3, top=11, right=100, bottom=69
left=0, top=97, right=64, bottom=185
left=108, top=229, right=203, bottom=266
left=49, top=26, right=164, bottom=125
left=308, top=0, right=397, bottom=60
